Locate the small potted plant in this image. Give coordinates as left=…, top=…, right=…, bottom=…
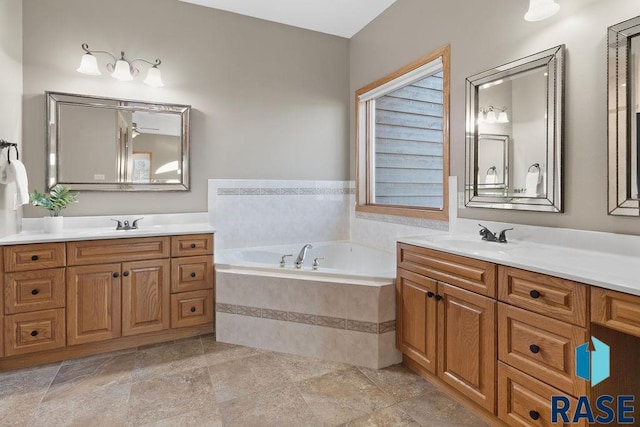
left=29, top=184, right=78, bottom=233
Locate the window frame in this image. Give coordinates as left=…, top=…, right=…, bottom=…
left=355, top=45, right=450, bottom=220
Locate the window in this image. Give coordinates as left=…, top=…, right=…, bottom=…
left=355, top=46, right=450, bottom=220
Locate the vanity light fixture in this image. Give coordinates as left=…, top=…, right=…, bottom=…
left=76, top=43, right=164, bottom=87
left=479, top=106, right=509, bottom=124
left=524, top=0, right=560, bottom=22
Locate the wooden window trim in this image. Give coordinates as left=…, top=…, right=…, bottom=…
left=355, top=45, right=450, bottom=221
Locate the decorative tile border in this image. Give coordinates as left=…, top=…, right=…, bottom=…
left=216, top=303, right=395, bottom=335
left=217, top=187, right=355, bottom=196
left=355, top=211, right=449, bottom=230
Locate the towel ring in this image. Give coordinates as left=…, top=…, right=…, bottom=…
left=528, top=163, right=540, bottom=173
left=0, top=139, right=19, bottom=164
left=486, top=166, right=497, bottom=175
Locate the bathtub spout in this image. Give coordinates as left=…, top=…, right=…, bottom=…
left=294, top=244, right=313, bottom=269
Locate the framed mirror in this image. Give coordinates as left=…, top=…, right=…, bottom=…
left=465, top=45, right=564, bottom=212
left=46, top=92, right=190, bottom=191
left=608, top=16, right=640, bottom=216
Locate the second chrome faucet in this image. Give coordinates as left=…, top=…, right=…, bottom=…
left=294, top=244, right=313, bottom=269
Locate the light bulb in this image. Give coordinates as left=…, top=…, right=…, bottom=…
left=497, top=110, right=509, bottom=123
left=485, top=110, right=498, bottom=124
left=143, top=67, right=164, bottom=88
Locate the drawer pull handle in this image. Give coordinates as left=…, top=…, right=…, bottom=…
left=31, top=255, right=39, bottom=261
left=435, top=294, right=443, bottom=301
left=190, top=306, right=197, bottom=313
left=30, top=330, right=38, bottom=337
left=190, top=272, right=196, bottom=278
left=190, top=243, right=196, bottom=249
left=530, top=344, right=541, bottom=354
left=529, top=410, right=540, bottom=420
left=529, top=290, right=541, bottom=299
left=113, top=272, right=119, bottom=278
left=427, top=291, right=434, bottom=298
left=123, top=271, right=130, bottom=277
left=31, top=289, right=39, bottom=295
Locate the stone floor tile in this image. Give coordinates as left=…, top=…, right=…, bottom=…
left=358, top=364, right=437, bottom=402
left=399, top=389, right=489, bottom=426
left=275, top=352, right=349, bottom=383
left=30, top=382, right=131, bottom=427
left=218, top=384, right=320, bottom=427
left=296, top=367, right=396, bottom=425
left=43, top=353, right=135, bottom=402
left=207, top=352, right=288, bottom=403
left=136, top=407, right=223, bottom=427
left=201, top=338, right=267, bottom=367
left=0, top=363, right=61, bottom=427
left=133, top=337, right=205, bottom=381
left=344, top=404, right=421, bottom=427
left=127, top=367, right=215, bottom=426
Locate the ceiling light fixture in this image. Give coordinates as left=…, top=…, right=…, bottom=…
left=77, top=43, right=164, bottom=87
left=524, top=0, right=560, bottom=22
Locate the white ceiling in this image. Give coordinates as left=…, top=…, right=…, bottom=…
left=178, top=0, right=397, bottom=38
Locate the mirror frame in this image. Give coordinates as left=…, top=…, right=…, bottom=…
left=608, top=16, right=640, bottom=216
left=464, top=45, right=565, bottom=212
left=46, top=91, right=191, bottom=192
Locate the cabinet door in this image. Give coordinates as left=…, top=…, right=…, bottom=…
left=122, top=259, right=170, bottom=336
left=396, top=269, right=437, bottom=374
left=438, top=282, right=496, bottom=412
left=67, top=264, right=122, bottom=345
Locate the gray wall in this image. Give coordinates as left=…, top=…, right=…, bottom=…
left=0, top=0, right=22, bottom=236
left=350, top=0, right=640, bottom=235
left=22, top=0, right=350, bottom=217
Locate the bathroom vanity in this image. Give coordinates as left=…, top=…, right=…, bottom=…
left=396, top=238, right=640, bottom=426
left=0, top=228, right=214, bottom=370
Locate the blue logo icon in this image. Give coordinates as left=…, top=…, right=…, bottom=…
left=576, top=337, right=610, bottom=386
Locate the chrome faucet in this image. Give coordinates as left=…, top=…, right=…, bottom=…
left=111, top=218, right=143, bottom=231
left=294, top=244, right=313, bottom=269
left=478, top=224, right=513, bottom=243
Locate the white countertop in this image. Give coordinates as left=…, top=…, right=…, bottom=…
left=398, top=232, right=640, bottom=297
left=0, top=223, right=215, bottom=245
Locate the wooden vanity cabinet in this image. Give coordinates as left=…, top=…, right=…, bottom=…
left=396, top=243, right=497, bottom=413
left=0, top=233, right=214, bottom=370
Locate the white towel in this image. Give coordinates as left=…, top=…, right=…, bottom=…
left=6, top=160, right=30, bottom=205
left=525, top=171, right=540, bottom=196
left=485, top=173, right=498, bottom=185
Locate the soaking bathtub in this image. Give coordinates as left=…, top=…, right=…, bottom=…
left=214, top=241, right=402, bottom=368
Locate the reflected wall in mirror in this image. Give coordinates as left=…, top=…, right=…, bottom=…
left=608, top=16, right=640, bottom=216
left=46, top=92, right=190, bottom=191
left=465, top=45, right=564, bottom=212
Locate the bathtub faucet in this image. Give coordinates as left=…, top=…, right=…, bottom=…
left=294, top=244, right=313, bottom=269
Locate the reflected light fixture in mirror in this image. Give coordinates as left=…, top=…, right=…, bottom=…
left=524, top=0, right=560, bottom=22
left=478, top=106, right=509, bottom=124
left=76, top=43, right=164, bottom=87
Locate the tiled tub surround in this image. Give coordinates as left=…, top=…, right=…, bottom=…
left=208, top=179, right=352, bottom=250
left=215, top=268, right=401, bottom=369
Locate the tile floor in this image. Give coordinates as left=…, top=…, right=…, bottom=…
left=0, top=334, right=488, bottom=426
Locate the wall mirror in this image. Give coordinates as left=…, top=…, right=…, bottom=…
left=608, top=16, right=640, bottom=216
left=465, top=45, right=564, bottom=212
left=46, top=92, right=190, bottom=191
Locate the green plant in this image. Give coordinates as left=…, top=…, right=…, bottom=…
left=29, top=185, right=78, bottom=217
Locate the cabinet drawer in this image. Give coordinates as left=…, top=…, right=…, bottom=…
left=67, top=237, right=170, bottom=265
left=592, top=287, right=640, bottom=338
left=498, top=266, right=588, bottom=327
left=4, top=309, right=66, bottom=356
left=171, top=289, right=214, bottom=328
left=4, top=268, right=66, bottom=314
left=171, top=256, right=214, bottom=293
left=498, top=363, right=586, bottom=427
left=397, top=243, right=496, bottom=297
left=4, top=243, right=65, bottom=272
left=498, top=303, right=588, bottom=396
left=171, top=234, right=214, bottom=257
